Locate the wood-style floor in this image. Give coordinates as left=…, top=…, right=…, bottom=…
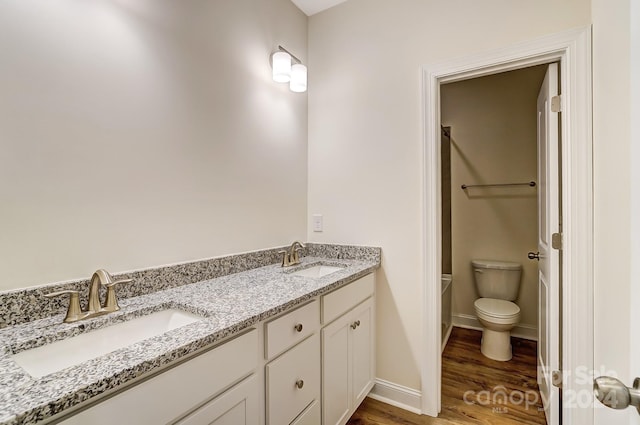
left=347, top=327, right=547, bottom=425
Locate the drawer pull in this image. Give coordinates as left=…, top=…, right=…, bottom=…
left=295, top=379, right=304, bottom=389
left=294, top=323, right=303, bottom=332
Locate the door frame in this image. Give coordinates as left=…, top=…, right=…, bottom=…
left=420, top=27, right=593, bottom=425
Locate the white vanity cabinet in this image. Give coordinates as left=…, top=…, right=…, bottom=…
left=57, top=329, right=259, bottom=425
left=321, top=274, right=375, bottom=425
left=51, top=272, right=375, bottom=425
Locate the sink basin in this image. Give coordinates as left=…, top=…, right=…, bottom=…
left=12, top=309, right=203, bottom=378
left=290, top=265, right=345, bottom=278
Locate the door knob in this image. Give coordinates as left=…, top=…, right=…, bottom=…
left=593, top=376, right=640, bottom=415
left=527, top=251, right=540, bottom=260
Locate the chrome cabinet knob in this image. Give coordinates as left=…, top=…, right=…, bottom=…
left=527, top=251, right=540, bottom=260
left=294, top=323, right=303, bottom=332
left=350, top=320, right=361, bottom=330
left=594, top=376, right=640, bottom=414
left=295, top=379, right=304, bottom=389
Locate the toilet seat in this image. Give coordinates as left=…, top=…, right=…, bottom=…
left=474, top=298, right=520, bottom=322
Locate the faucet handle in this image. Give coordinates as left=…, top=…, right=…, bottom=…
left=45, top=290, right=83, bottom=323
left=103, top=278, right=132, bottom=312
left=279, top=250, right=291, bottom=267
left=108, top=278, right=133, bottom=286
left=278, top=250, right=295, bottom=267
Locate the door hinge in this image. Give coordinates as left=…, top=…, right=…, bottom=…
left=552, top=232, right=563, bottom=250
left=552, top=370, right=563, bottom=388
left=551, top=95, right=562, bottom=113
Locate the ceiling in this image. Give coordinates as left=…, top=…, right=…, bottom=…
left=290, top=0, right=348, bottom=16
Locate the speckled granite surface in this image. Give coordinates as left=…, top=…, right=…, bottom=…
left=0, top=246, right=380, bottom=425
left=0, top=247, right=289, bottom=329
left=0, top=243, right=380, bottom=328
left=306, top=243, right=381, bottom=262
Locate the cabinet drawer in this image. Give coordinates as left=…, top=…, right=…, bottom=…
left=266, top=335, right=320, bottom=425
left=291, top=400, right=320, bottom=425
left=322, top=273, right=374, bottom=324
left=265, top=300, right=319, bottom=360
left=59, top=329, right=258, bottom=425
left=175, top=374, right=259, bottom=425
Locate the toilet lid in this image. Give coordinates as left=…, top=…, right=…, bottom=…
left=471, top=259, right=521, bottom=270
left=474, top=298, right=520, bottom=318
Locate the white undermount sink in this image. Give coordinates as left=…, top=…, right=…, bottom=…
left=12, top=309, right=203, bottom=378
left=290, top=264, right=345, bottom=278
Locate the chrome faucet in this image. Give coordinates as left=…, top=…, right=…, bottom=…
left=279, top=241, right=306, bottom=267
left=45, top=269, right=132, bottom=323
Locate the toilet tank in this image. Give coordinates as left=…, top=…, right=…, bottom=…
left=471, top=259, right=522, bottom=301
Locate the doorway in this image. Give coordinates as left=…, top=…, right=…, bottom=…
left=420, top=27, right=593, bottom=425
left=439, top=63, right=550, bottom=424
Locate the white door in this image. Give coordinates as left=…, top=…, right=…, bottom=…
left=632, top=9, right=640, bottom=422
left=593, top=12, right=640, bottom=423
left=536, top=62, right=560, bottom=425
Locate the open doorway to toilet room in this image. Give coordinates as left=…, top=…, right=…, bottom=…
left=439, top=63, right=552, bottom=425
left=421, top=27, right=593, bottom=425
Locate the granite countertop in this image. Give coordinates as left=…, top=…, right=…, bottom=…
left=0, top=256, right=379, bottom=425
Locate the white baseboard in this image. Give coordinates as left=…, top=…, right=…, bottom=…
left=367, top=378, right=422, bottom=414
left=452, top=313, right=538, bottom=341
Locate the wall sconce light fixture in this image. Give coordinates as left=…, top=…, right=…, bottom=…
left=271, top=45, right=307, bottom=93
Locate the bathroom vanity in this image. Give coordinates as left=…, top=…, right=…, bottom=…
left=0, top=245, right=379, bottom=425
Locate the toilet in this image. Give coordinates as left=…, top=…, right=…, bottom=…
left=471, top=259, right=522, bottom=361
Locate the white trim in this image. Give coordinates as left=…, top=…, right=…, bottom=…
left=367, top=378, right=422, bottom=414
left=452, top=315, right=538, bottom=341
left=421, top=27, right=594, bottom=425
left=441, top=323, right=453, bottom=352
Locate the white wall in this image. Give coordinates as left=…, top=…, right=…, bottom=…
left=442, top=66, right=544, bottom=333
left=0, top=0, right=308, bottom=290
left=308, top=0, right=590, bottom=391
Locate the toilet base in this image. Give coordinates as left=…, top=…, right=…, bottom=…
left=480, top=328, right=513, bottom=361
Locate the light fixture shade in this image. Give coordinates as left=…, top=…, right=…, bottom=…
left=272, top=51, right=291, bottom=83
left=289, top=63, right=307, bottom=93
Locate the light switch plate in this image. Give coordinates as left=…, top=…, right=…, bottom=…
left=312, top=214, right=323, bottom=232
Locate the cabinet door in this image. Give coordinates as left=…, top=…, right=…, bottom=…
left=322, top=313, right=351, bottom=425
left=175, top=374, right=259, bottom=425
left=350, top=298, right=374, bottom=408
